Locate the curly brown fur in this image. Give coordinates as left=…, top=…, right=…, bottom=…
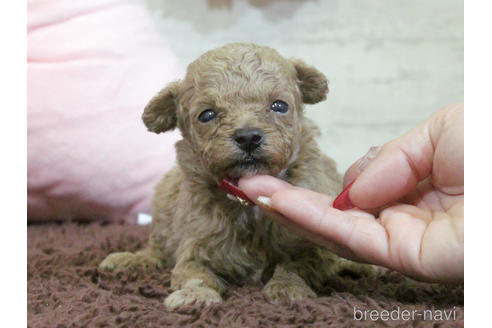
left=100, top=43, right=370, bottom=311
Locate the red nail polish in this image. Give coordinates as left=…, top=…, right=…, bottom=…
left=333, top=180, right=355, bottom=210
left=218, top=178, right=254, bottom=206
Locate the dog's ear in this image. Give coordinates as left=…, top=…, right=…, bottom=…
left=291, top=59, right=329, bottom=104
left=142, top=81, right=180, bottom=133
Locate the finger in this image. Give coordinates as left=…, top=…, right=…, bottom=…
left=261, top=187, right=462, bottom=282
left=349, top=104, right=464, bottom=210
left=255, top=202, right=362, bottom=261
left=238, top=175, right=294, bottom=200
left=378, top=206, right=428, bottom=279
left=430, top=103, right=464, bottom=194
left=418, top=200, right=464, bottom=283
left=349, top=117, right=436, bottom=209
left=269, top=188, right=391, bottom=267
left=379, top=202, right=464, bottom=283
left=342, top=145, right=381, bottom=188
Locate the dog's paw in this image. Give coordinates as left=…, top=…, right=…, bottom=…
left=99, top=252, right=138, bottom=271
left=262, top=277, right=316, bottom=304
left=336, top=260, right=378, bottom=279
left=164, top=279, right=222, bottom=311
left=99, top=252, right=161, bottom=272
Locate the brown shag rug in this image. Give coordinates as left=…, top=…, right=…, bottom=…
left=27, top=223, right=464, bottom=327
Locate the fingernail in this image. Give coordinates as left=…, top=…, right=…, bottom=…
left=333, top=180, right=355, bottom=210
left=257, top=196, right=272, bottom=208
left=218, top=179, right=254, bottom=206
left=358, top=145, right=381, bottom=171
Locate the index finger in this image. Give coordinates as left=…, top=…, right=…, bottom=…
left=239, top=176, right=390, bottom=265
left=269, top=188, right=391, bottom=267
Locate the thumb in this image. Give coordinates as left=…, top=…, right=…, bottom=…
left=342, top=145, right=381, bottom=188
left=345, top=114, right=439, bottom=210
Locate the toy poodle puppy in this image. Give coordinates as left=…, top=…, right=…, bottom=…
left=100, top=43, right=369, bottom=311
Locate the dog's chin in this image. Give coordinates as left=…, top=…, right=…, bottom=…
left=218, top=157, right=276, bottom=182
left=227, top=160, right=268, bottom=180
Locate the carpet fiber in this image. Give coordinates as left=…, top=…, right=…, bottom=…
left=27, top=223, right=463, bottom=327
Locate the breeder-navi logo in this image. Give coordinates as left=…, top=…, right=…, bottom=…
left=353, top=306, right=457, bottom=322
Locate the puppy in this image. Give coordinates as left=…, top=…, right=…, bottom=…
left=100, top=43, right=365, bottom=310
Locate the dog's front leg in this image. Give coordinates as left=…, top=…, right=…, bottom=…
left=99, top=247, right=165, bottom=272
left=262, top=264, right=316, bottom=304
left=164, top=261, right=225, bottom=311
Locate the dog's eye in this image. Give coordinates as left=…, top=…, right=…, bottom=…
left=270, top=100, right=289, bottom=114
left=198, top=109, right=217, bottom=123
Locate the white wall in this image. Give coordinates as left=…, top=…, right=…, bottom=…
left=146, top=0, right=463, bottom=172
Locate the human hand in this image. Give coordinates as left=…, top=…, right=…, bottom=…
left=239, top=103, right=463, bottom=283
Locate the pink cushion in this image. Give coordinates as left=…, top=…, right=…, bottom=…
left=28, top=0, right=183, bottom=223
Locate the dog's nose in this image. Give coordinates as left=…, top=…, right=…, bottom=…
left=233, top=128, right=264, bottom=152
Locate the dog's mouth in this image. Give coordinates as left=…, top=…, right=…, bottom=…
left=217, top=178, right=254, bottom=206
left=217, top=157, right=267, bottom=206
left=224, top=156, right=268, bottom=178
